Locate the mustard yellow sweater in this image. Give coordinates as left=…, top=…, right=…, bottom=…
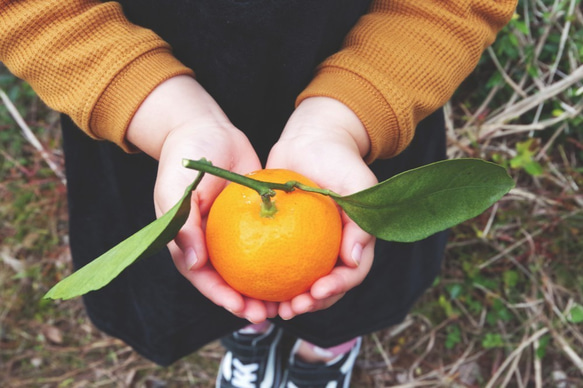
left=0, top=0, right=516, bottom=161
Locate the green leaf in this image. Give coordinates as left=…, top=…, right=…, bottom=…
left=535, top=334, right=551, bottom=359
left=510, top=139, right=543, bottom=176
left=482, top=333, right=505, bottom=349
left=445, top=324, right=461, bottom=349
left=524, top=161, right=543, bottom=176
left=567, top=304, right=583, bottom=324
left=503, top=270, right=519, bottom=289
left=332, top=159, right=514, bottom=242
left=513, top=20, right=529, bottom=35
left=447, top=283, right=463, bottom=300
left=43, top=174, right=203, bottom=300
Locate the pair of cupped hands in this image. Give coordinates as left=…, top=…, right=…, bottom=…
left=126, top=76, right=378, bottom=323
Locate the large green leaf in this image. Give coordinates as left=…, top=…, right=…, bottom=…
left=44, top=174, right=203, bottom=300
left=332, top=159, right=514, bottom=242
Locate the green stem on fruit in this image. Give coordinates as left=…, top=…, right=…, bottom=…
left=260, top=194, right=278, bottom=218
left=181, top=158, right=338, bottom=203
left=290, top=181, right=338, bottom=197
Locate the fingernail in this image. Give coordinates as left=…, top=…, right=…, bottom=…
left=280, top=310, right=293, bottom=321
left=225, top=305, right=242, bottom=316
left=351, top=243, right=363, bottom=266
left=185, top=247, right=199, bottom=271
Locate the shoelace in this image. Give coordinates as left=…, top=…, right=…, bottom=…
left=231, top=358, right=260, bottom=388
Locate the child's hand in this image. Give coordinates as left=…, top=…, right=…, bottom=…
left=266, top=97, right=378, bottom=320
left=126, top=76, right=277, bottom=323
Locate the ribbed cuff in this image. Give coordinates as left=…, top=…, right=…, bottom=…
left=297, top=66, right=401, bottom=163
left=90, top=48, right=194, bottom=152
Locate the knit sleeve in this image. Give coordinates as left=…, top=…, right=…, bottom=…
left=0, top=0, right=194, bottom=151
left=297, top=0, right=517, bottom=162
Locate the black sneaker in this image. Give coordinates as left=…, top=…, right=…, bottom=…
left=280, top=337, right=362, bottom=388
left=217, top=325, right=284, bottom=388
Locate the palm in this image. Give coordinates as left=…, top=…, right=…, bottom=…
left=155, top=123, right=281, bottom=322
left=267, top=126, right=377, bottom=320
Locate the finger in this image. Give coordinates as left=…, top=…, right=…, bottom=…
left=265, top=301, right=279, bottom=319
left=168, top=240, right=197, bottom=273
left=339, top=218, right=375, bottom=268
left=307, top=293, right=345, bottom=312
left=289, top=293, right=315, bottom=316
left=310, top=238, right=375, bottom=300
left=286, top=291, right=345, bottom=318
left=240, top=298, right=269, bottom=324
left=181, top=263, right=246, bottom=314
left=169, top=205, right=208, bottom=271
left=278, top=301, right=294, bottom=321
left=277, top=293, right=313, bottom=320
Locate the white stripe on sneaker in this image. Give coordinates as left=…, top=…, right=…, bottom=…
left=260, top=328, right=283, bottom=388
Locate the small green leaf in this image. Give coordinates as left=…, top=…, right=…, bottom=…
left=447, top=283, right=463, bottom=300
left=332, top=159, right=514, bottom=242
left=567, top=304, right=583, bottom=324
left=503, top=270, right=519, bottom=289
left=43, top=174, right=203, bottom=300
left=445, top=324, right=462, bottom=349
left=438, top=295, right=457, bottom=318
left=524, top=161, right=543, bottom=176
left=510, top=139, right=543, bottom=176
left=482, top=333, right=505, bottom=349
left=535, top=334, right=551, bottom=359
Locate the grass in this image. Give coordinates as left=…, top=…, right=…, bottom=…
left=1, top=1, right=583, bottom=386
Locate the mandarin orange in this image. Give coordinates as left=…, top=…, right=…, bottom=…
left=205, top=169, right=342, bottom=302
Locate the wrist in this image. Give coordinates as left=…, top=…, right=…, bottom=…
left=290, top=97, right=371, bottom=158
left=126, top=75, right=230, bottom=159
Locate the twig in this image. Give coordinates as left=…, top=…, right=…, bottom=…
left=407, top=323, right=436, bottom=382
left=531, top=321, right=543, bottom=388
left=499, top=341, right=524, bottom=388
left=393, top=349, right=488, bottom=386
left=371, top=332, right=394, bottom=372
left=547, top=0, right=577, bottom=82
left=487, top=47, right=528, bottom=98
left=551, top=330, right=583, bottom=375
left=478, top=209, right=582, bottom=269
left=478, top=227, right=543, bottom=269
left=479, top=65, right=583, bottom=137
left=481, top=202, right=499, bottom=239
left=462, top=83, right=502, bottom=132
left=0, top=88, right=66, bottom=185
left=484, top=328, right=549, bottom=388
left=445, top=341, right=475, bottom=379
left=536, top=123, right=567, bottom=160
left=0, top=148, right=32, bottom=177
left=388, top=315, right=416, bottom=337
left=474, top=100, right=583, bottom=138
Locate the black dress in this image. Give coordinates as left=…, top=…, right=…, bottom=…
left=61, top=0, right=448, bottom=366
